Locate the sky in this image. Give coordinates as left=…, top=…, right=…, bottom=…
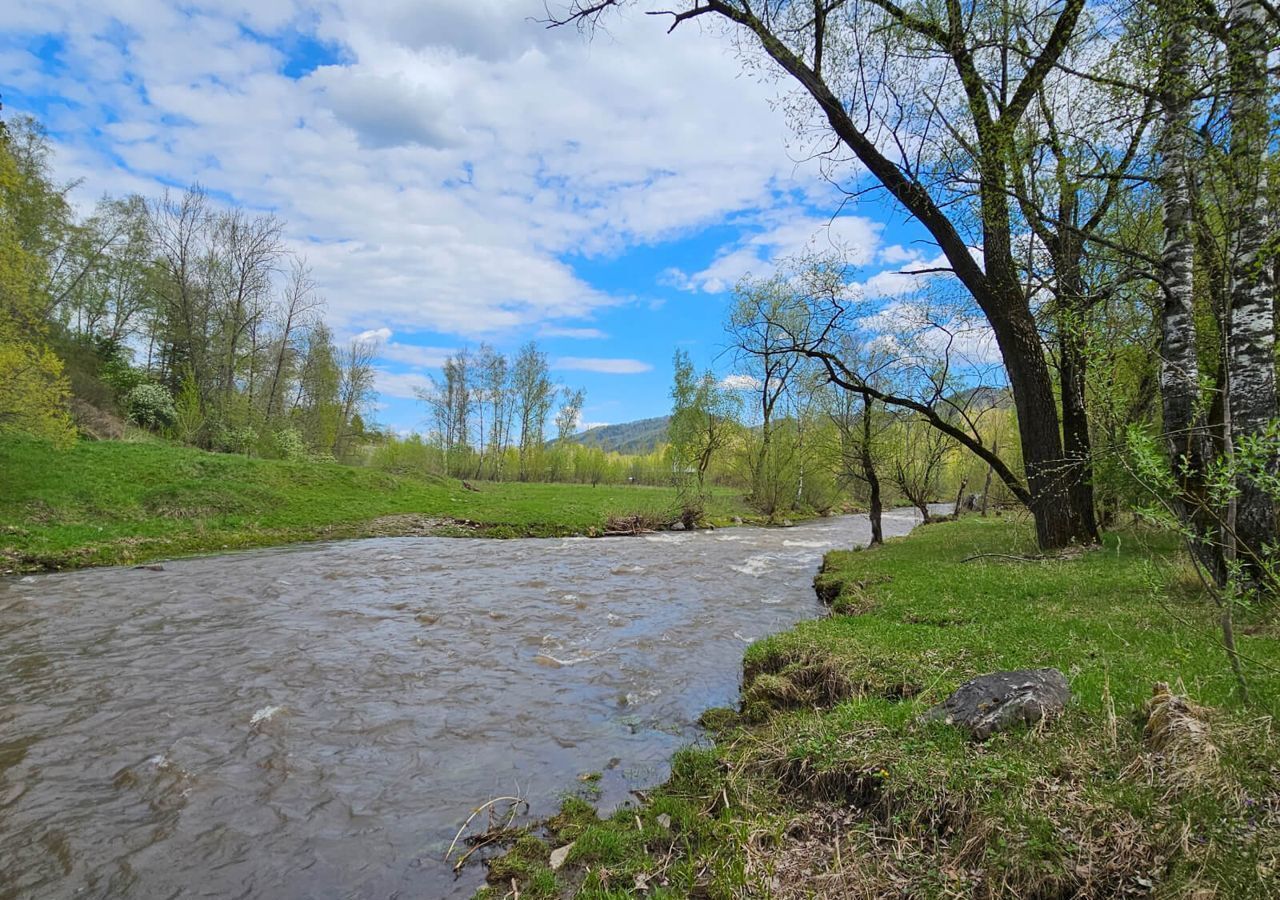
left=3, top=0, right=946, bottom=434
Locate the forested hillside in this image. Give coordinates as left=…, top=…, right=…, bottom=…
left=569, top=416, right=670, bottom=454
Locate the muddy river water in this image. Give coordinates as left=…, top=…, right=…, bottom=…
left=0, top=510, right=926, bottom=899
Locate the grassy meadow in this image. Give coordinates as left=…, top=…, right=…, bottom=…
left=0, top=436, right=751, bottom=572
left=479, top=516, right=1280, bottom=899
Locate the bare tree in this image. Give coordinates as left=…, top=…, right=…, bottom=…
left=263, top=257, right=322, bottom=422
left=335, top=335, right=379, bottom=459
left=891, top=413, right=952, bottom=523
left=729, top=273, right=805, bottom=512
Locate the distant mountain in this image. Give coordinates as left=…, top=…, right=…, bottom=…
left=949, top=386, right=1015, bottom=411
left=570, top=416, right=670, bottom=454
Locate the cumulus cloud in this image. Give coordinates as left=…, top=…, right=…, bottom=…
left=353, top=327, right=392, bottom=343
left=373, top=368, right=433, bottom=399
left=669, top=212, right=883, bottom=294
left=879, top=244, right=919, bottom=265
left=553, top=357, right=653, bottom=374
left=720, top=373, right=762, bottom=391
left=859, top=255, right=952, bottom=299
left=4, top=0, right=841, bottom=339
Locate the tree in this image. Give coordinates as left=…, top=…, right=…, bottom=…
left=890, top=414, right=952, bottom=523
left=1221, top=0, right=1276, bottom=581
left=476, top=342, right=511, bottom=479
left=512, top=341, right=555, bottom=481
left=729, top=273, right=805, bottom=515
left=668, top=349, right=740, bottom=524
left=0, top=114, right=74, bottom=446
left=553, top=0, right=1101, bottom=548
left=556, top=387, right=586, bottom=442
left=821, top=348, right=892, bottom=544
left=335, top=335, right=378, bottom=460
left=421, top=347, right=475, bottom=476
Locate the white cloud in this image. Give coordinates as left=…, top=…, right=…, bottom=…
left=859, top=255, right=952, bottom=299
left=720, top=373, right=762, bottom=391
left=8, top=0, right=838, bottom=338
left=377, top=341, right=454, bottom=369
left=671, top=212, right=882, bottom=294
left=879, top=244, right=919, bottom=265
left=373, top=368, right=433, bottom=399
left=539, top=326, right=608, bottom=340
left=354, top=327, right=392, bottom=343
left=553, top=357, right=652, bottom=374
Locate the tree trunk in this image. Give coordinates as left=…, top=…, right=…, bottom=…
left=1225, top=0, right=1277, bottom=576
left=953, top=477, right=969, bottom=517
left=998, top=305, right=1092, bottom=547
left=980, top=453, right=995, bottom=517
left=860, top=391, right=882, bottom=546
left=1054, top=213, right=1101, bottom=543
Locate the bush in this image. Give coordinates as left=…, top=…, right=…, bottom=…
left=124, top=383, right=177, bottom=431
left=210, top=422, right=257, bottom=455
left=0, top=340, right=76, bottom=447
left=271, top=427, right=308, bottom=461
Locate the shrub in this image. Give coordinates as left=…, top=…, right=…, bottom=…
left=272, top=427, right=308, bottom=461
left=124, top=383, right=177, bottom=431
left=210, top=422, right=257, bottom=455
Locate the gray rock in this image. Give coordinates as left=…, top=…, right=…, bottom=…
left=669, top=521, right=686, bottom=531
left=923, top=668, right=1070, bottom=741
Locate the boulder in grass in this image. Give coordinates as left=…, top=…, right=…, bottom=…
left=923, top=668, right=1070, bottom=740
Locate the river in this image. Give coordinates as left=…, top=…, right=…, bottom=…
left=0, top=510, right=926, bottom=899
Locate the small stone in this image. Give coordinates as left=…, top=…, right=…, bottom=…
left=549, top=842, right=575, bottom=870
left=923, top=668, right=1070, bottom=741
left=669, top=521, right=686, bottom=531
left=656, top=813, right=672, bottom=829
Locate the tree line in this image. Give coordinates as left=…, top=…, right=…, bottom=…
left=416, top=342, right=587, bottom=481
left=0, top=114, right=377, bottom=460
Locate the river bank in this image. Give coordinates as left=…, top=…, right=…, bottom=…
left=478, top=517, right=1280, bottom=899
left=0, top=437, right=757, bottom=573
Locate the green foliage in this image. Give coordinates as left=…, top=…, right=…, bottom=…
left=271, top=426, right=308, bottom=461
left=124, top=382, right=177, bottom=431
left=171, top=369, right=204, bottom=444
left=0, top=115, right=74, bottom=447
left=0, top=341, right=75, bottom=447
left=668, top=349, right=740, bottom=523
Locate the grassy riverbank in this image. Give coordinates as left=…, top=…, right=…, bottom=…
left=0, top=437, right=751, bottom=572
left=480, top=517, right=1280, bottom=899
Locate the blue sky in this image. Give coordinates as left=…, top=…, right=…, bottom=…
left=4, top=0, right=959, bottom=434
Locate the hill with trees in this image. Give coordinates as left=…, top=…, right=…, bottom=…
left=568, top=416, right=671, bottom=454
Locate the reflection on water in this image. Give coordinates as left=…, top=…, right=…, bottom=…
left=0, top=511, right=924, bottom=898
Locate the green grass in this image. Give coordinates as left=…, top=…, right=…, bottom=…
left=0, top=436, right=751, bottom=571
left=480, top=516, right=1280, bottom=899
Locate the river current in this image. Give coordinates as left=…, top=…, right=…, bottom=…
left=0, top=510, right=925, bottom=899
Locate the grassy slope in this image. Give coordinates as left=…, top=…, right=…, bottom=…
left=481, top=517, right=1280, bottom=899
left=0, top=437, right=748, bottom=571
